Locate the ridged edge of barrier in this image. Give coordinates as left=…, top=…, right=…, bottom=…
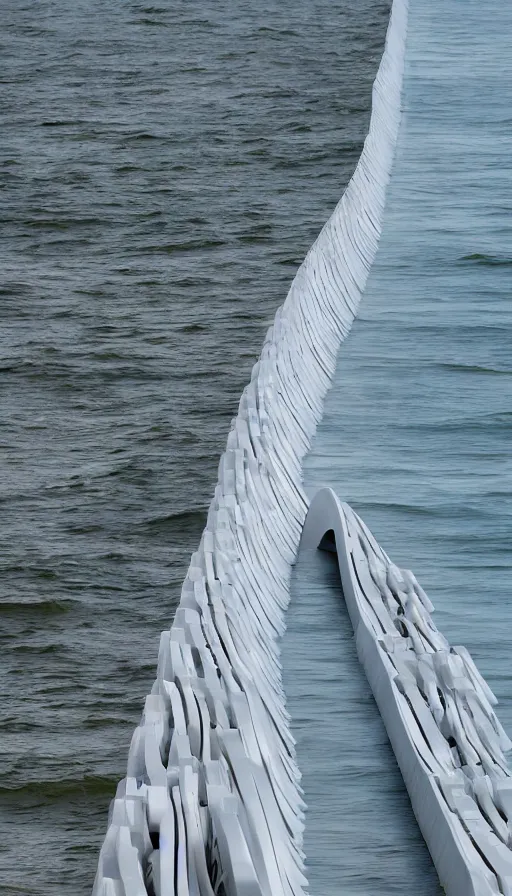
left=92, top=2, right=409, bottom=893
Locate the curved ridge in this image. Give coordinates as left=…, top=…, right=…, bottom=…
left=92, top=2, right=408, bottom=894
left=302, top=488, right=512, bottom=896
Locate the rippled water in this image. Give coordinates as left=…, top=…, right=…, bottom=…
left=284, top=0, right=512, bottom=892
left=0, top=1, right=390, bottom=892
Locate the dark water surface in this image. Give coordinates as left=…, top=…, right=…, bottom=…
left=1, top=1, right=390, bottom=892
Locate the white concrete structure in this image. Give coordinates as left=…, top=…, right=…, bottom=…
left=90, top=0, right=512, bottom=880
left=92, top=0, right=409, bottom=893
left=302, top=489, right=512, bottom=896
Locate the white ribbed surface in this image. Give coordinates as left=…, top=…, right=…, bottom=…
left=92, top=1, right=408, bottom=893
left=302, top=489, right=512, bottom=896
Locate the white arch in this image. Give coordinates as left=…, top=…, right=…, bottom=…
left=300, top=488, right=512, bottom=896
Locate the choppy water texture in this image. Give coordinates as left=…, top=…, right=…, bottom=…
left=283, top=0, right=512, bottom=893
left=1, top=0, right=390, bottom=892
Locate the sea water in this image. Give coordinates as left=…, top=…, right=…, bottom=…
left=283, top=0, right=512, bottom=892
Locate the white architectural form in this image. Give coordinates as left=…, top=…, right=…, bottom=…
left=302, top=489, right=512, bottom=896
left=90, top=0, right=512, bottom=887
left=90, top=0, right=419, bottom=893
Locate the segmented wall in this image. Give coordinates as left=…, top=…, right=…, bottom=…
left=92, top=1, right=408, bottom=893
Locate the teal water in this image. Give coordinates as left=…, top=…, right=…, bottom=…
left=283, top=0, right=512, bottom=892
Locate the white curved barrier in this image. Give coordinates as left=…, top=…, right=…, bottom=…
left=92, top=1, right=408, bottom=893
left=302, top=488, right=512, bottom=896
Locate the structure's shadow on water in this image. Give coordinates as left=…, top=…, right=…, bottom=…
left=282, top=547, right=442, bottom=895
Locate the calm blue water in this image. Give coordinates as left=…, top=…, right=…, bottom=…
left=283, top=0, right=512, bottom=892
left=0, top=1, right=390, bottom=893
